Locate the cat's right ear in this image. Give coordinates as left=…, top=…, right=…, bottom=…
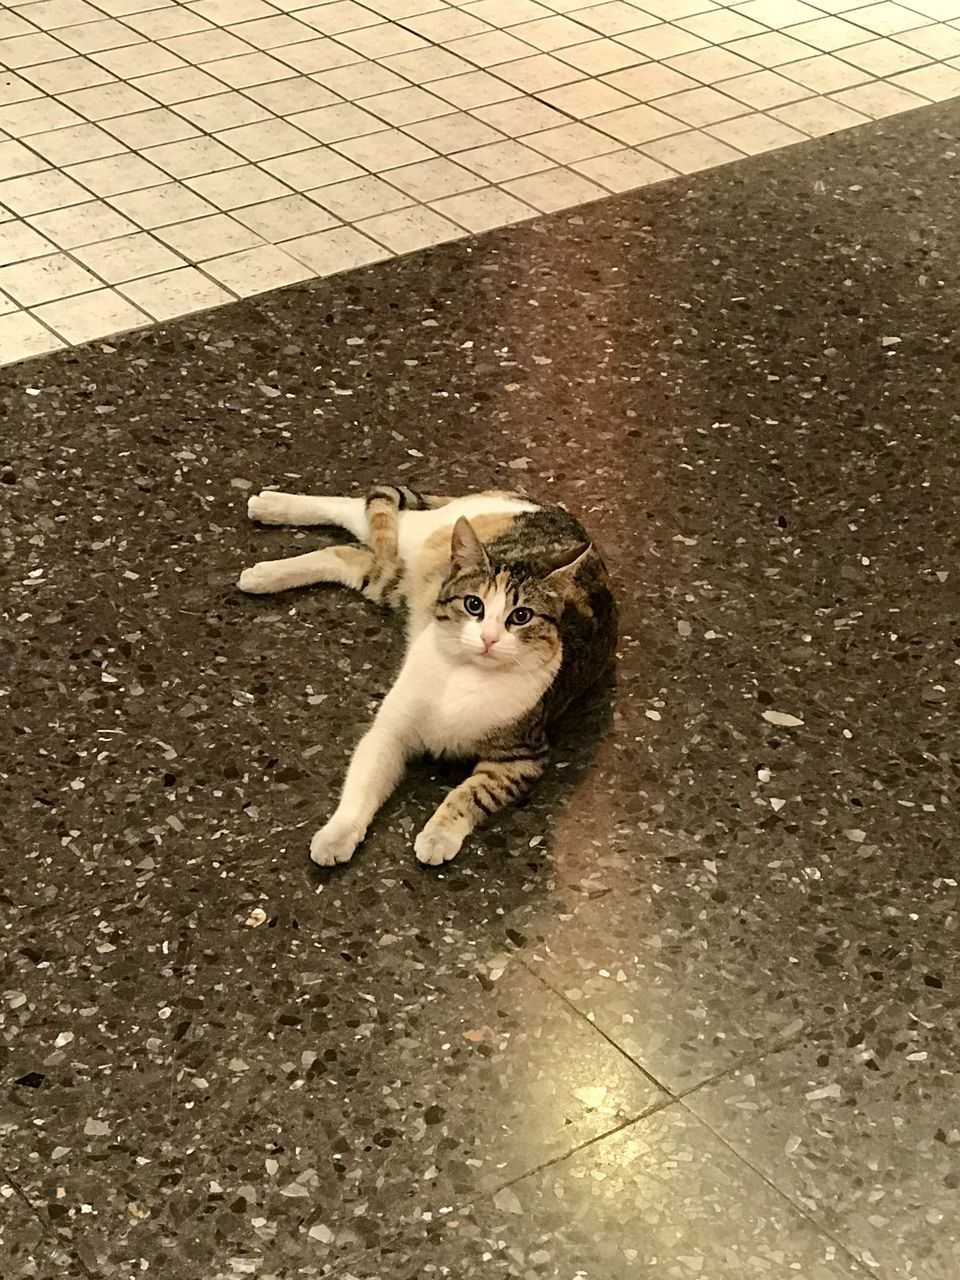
left=450, top=517, right=490, bottom=575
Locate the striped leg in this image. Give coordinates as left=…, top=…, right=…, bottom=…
left=414, top=756, right=546, bottom=865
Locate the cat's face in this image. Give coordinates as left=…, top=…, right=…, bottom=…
left=433, top=518, right=588, bottom=673
left=436, top=568, right=564, bottom=671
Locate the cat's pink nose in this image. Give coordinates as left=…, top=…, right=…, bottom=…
left=481, top=632, right=498, bottom=652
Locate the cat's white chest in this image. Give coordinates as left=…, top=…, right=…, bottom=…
left=420, top=667, right=517, bottom=753
left=394, top=633, right=552, bottom=756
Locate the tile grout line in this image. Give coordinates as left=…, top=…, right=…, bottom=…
left=305, top=1107, right=674, bottom=1280
left=10, top=44, right=941, bottom=208
left=519, top=954, right=682, bottom=1097
left=675, top=1097, right=884, bottom=1277
left=0, top=1163, right=97, bottom=1279
left=13, top=211, right=244, bottom=332
left=4, top=76, right=665, bottom=316
left=518, top=946, right=913, bottom=1273
left=1, top=1, right=956, bottom=357
left=10, top=0, right=931, bottom=183
left=5, top=15, right=661, bottom=301
left=486, top=1101, right=673, bottom=1194
left=515, top=957, right=891, bottom=1272
left=4, top=10, right=947, bottom=188
left=2, top=99, right=263, bottom=317
left=519, top=949, right=920, bottom=1112
left=0, top=82, right=944, bottom=347
left=10, top=0, right=959, bottom=72
left=8, top=165, right=579, bottom=302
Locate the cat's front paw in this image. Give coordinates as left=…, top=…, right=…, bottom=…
left=238, top=562, right=281, bottom=594
left=414, top=824, right=463, bottom=866
left=310, top=818, right=363, bottom=867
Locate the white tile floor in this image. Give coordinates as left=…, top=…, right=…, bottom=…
left=1, top=0, right=959, bottom=364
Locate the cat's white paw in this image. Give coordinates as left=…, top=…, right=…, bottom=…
left=414, top=825, right=463, bottom=866
left=247, top=491, right=288, bottom=524
left=310, top=818, right=362, bottom=867
left=238, top=563, right=282, bottom=594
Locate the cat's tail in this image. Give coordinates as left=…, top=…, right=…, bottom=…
left=367, top=485, right=452, bottom=512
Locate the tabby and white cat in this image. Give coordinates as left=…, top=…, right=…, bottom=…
left=238, top=486, right=616, bottom=866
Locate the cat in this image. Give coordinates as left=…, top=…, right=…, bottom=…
left=238, top=485, right=616, bottom=866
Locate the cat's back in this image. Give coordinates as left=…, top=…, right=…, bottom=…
left=487, top=506, right=617, bottom=718
left=486, top=505, right=614, bottom=609
left=484, top=505, right=594, bottom=566
left=398, top=491, right=537, bottom=564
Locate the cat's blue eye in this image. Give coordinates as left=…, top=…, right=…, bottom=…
left=463, top=595, right=485, bottom=618
left=508, top=607, right=534, bottom=627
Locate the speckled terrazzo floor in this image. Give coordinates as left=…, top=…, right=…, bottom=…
left=2, top=97, right=959, bottom=1280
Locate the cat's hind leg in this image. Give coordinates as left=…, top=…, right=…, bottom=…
left=238, top=545, right=372, bottom=594
left=247, top=488, right=451, bottom=535
left=247, top=492, right=368, bottom=538
left=238, top=544, right=403, bottom=606
left=242, top=484, right=451, bottom=600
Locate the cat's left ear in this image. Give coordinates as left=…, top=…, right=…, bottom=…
left=450, top=517, right=491, bottom=574
left=543, top=542, right=592, bottom=584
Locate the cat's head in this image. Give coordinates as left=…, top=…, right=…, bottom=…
left=433, top=517, right=590, bottom=672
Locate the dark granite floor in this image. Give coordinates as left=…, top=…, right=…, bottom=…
left=2, top=101, right=959, bottom=1280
